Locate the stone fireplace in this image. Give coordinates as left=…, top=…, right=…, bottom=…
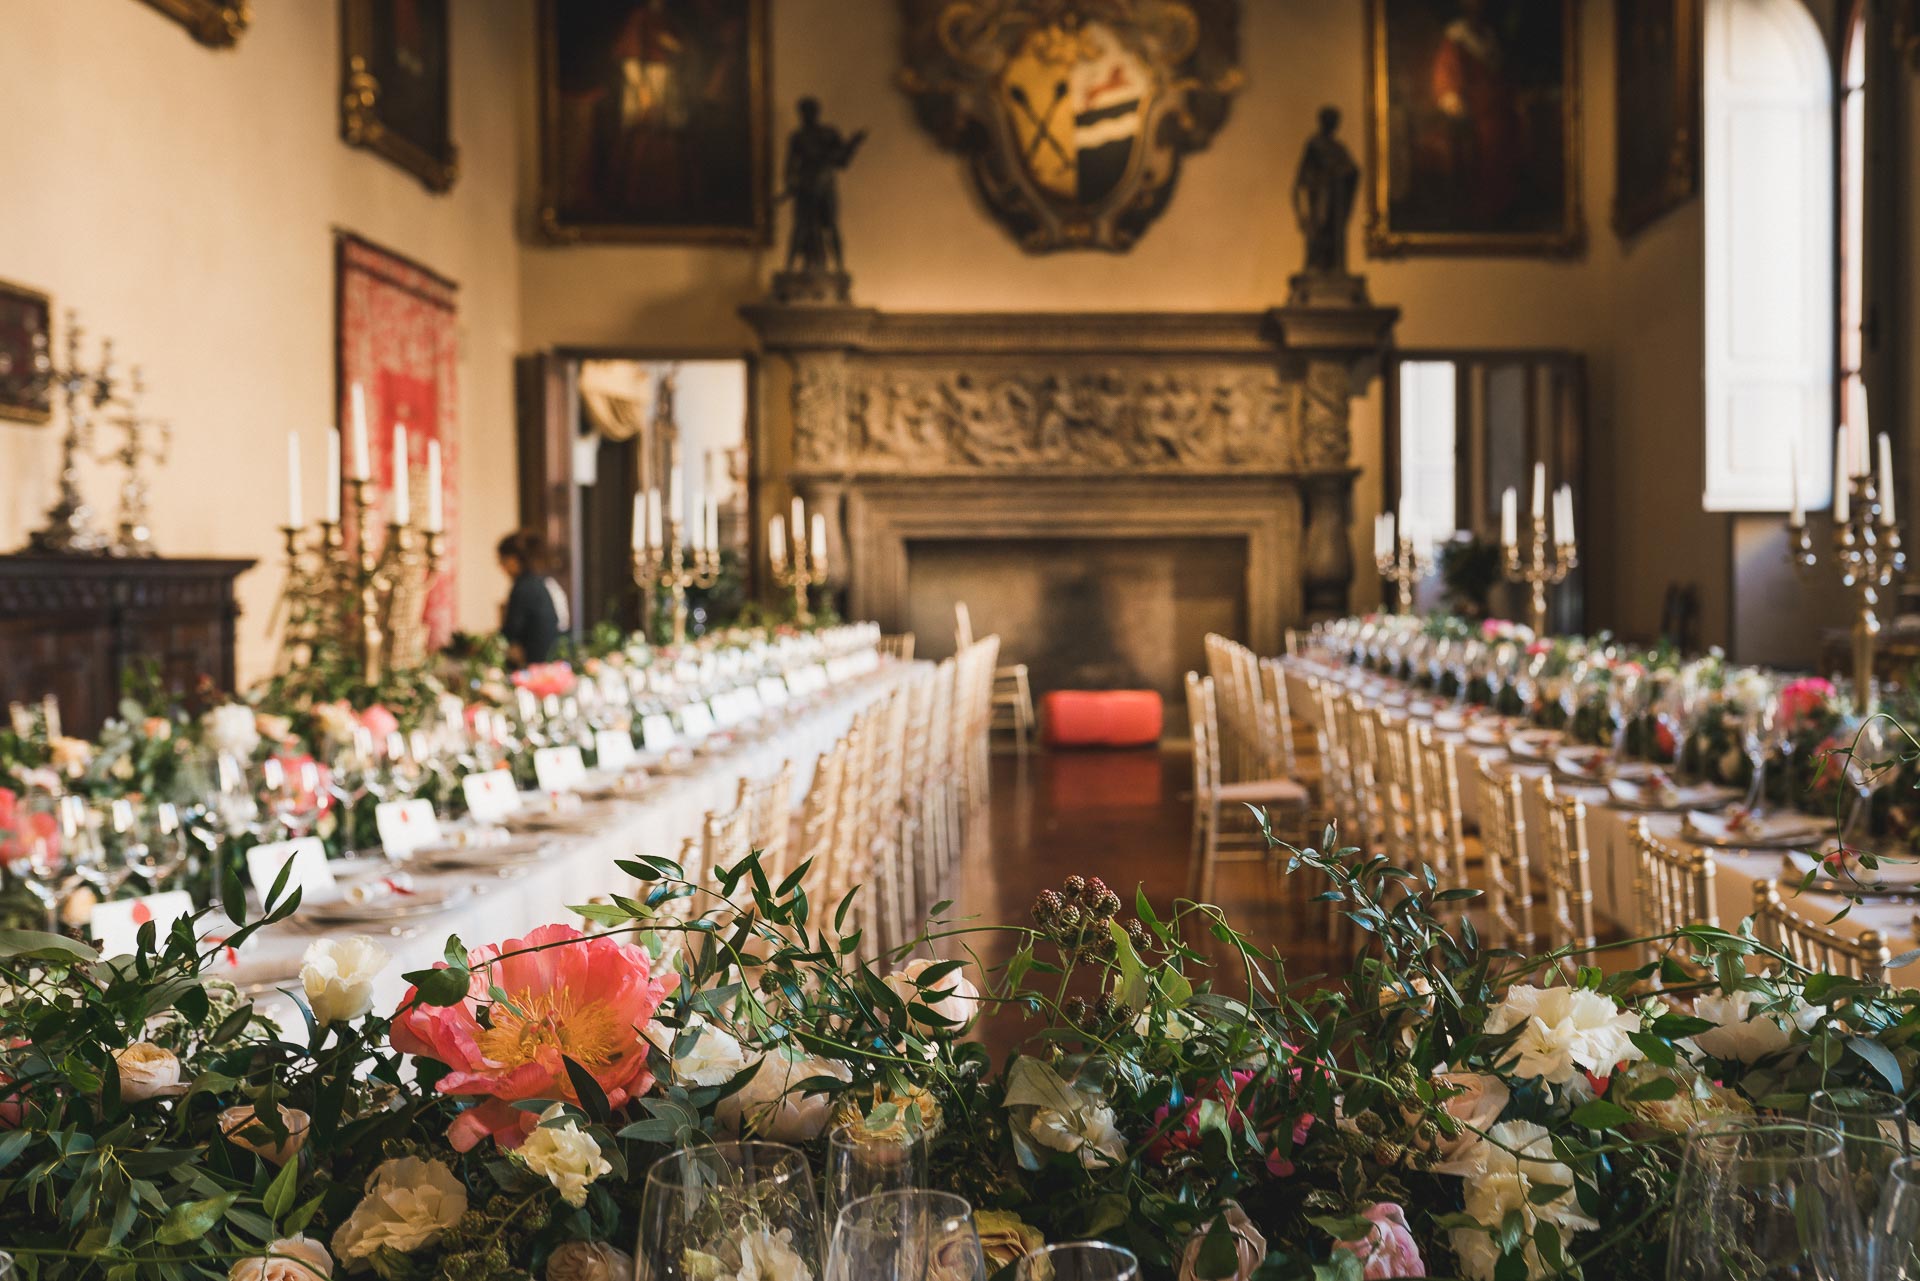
left=742, top=301, right=1397, bottom=709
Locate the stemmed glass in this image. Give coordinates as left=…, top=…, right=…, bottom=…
left=1867, top=1156, right=1920, bottom=1280
left=824, top=1125, right=930, bottom=1234
left=65, top=797, right=129, bottom=903
left=637, top=1143, right=822, bottom=1281
left=1810, top=1088, right=1912, bottom=1228
left=107, top=799, right=191, bottom=892
left=1608, top=665, right=1647, bottom=764
left=1740, top=684, right=1781, bottom=816
left=1666, top=1118, right=1861, bottom=1281
left=1839, top=717, right=1893, bottom=852
left=825, top=1191, right=984, bottom=1281
left=7, top=786, right=72, bottom=931
left=1013, top=1244, right=1140, bottom=1281
left=262, top=757, right=325, bottom=841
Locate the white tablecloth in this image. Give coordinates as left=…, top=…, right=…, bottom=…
left=1283, top=658, right=1920, bottom=982
left=225, top=665, right=912, bottom=1023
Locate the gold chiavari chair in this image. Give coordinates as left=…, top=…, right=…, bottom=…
left=1342, top=694, right=1386, bottom=853
left=734, top=761, right=795, bottom=888
left=955, top=603, right=1032, bottom=753
left=1474, top=758, right=1534, bottom=952
left=866, top=677, right=917, bottom=951
left=1259, top=656, right=1314, bottom=788
left=1185, top=671, right=1308, bottom=902
left=1373, top=709, right=1423, bottom=865
left=878, top=633, right=916, bottom=661
left=1629, top=819, right=1718, bottom=980
left=1411, top=724, right=1467, bottom=887
left=793, top=735, right=850, bottom=902
left=1752, top=880, right=1891, bottom=984
left=921, top=657, right=960, bottom=909
left=1310, top=677, right=1362, bottom=846
left=1535, top=776, right=1597, bottom=955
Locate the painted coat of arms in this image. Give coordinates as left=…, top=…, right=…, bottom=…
left=899, top=0, right=1243, bottom=253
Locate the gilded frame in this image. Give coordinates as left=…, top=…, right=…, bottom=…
left=536, top=0, right=771, bottom=246
left=1364, top=0, right=1585, bottom=258
left=1612, top=0, right=1700, bottom=239
left=135, top=0, right=249, bottom=48
left=0, top=278, right=51, bottom=427
left=340, top=0, right=459, bottom=194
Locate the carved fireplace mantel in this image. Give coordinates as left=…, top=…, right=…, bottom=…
left=741, top=298, right=1398, bottom=645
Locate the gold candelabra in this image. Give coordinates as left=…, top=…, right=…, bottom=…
left=1375, top=535, right=1435, bottom=615
left=634, top=518, right=719, bottom=647
left=276, top=477, right=443, bottom=683
left=1503, top=513, right=1578, bottom=638
left=1790, top=466, right=1904, bottom=715
left=770, top=515, right=825, bottom=625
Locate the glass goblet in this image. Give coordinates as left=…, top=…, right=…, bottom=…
left=1811, top=1088, right=1912, bottom=1224
left=826, top=1190, right=982, bottom=1281
left=1667, top=1118, right=1861, bottom=1281
left=637, top=1142, right=822, bottom=1281
left=1013, top=1243, right=1140, bottom=1281
left=1867, top=1155, right=1920, bottom=1280
left=825, top=1125, right=930, bottom=1233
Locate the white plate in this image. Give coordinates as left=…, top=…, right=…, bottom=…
left=301, top=883, right=471, bottom=925
left=1684, top=809, right=1827, bottom=850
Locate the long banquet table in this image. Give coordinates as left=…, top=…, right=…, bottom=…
left=225, top=662, right=915, bottom=1024
left=1282, top=657, right=1920, bottom=983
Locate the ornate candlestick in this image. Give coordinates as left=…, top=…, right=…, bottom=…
left=26, top=315, right=115, bottom=555
left=1374, top=534, right=1434, bottom=615
left=769, top=509, right=824, bottom=625
left=1790, top=438, right=1905, bottom=715
left=634, top=518, right=719, bottom=647
left=98, top=367, right=170, bottom=557
left=1500, top=474, right=1578, bottom=637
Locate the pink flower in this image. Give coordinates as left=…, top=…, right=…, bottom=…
left=0, top=788, right=58, bottom=870
left=1779, top=677, right=1836, bottom=727
left=357, top=704, right=400, bottom=740
left=1263, top=1113, right=1316, bottom=1178
left=511, top=663, right=577, bottom=700
left=1148, top=1069, right=1257, bottom=1161
left=389, top=924, right=676, bottom=1152
left=1526, top=640, right=1552, bottom=656
left=1333, top=1203, right=1425, bottom=1279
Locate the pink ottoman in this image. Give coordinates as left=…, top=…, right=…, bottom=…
left=1041, top=690, right=1165, bottom=749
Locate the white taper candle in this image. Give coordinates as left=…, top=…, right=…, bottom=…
left=426, top=439, right=443, bottom=533
left=286, top=431, right=303, bottom=529
left=1835, top=433, right=1851, bottom=524
left=391, top=425, right=410, bottom=526
left=350, top=383, right=371, bottom=481
left=1501, top=488, right=1517, bottom=548
left=325, top=428, right=342, bottom=524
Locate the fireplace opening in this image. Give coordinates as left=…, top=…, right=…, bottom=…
left=904, top=535, right=1249, bottom=737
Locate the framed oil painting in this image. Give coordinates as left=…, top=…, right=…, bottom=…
left=341, top=0, right=459, bottom=193
left=135, top=0, right=249, bottom=48
left=1365, top=0, right=1584, bottom=257
left=538, top=0, right=770, bottom=244
left=0, top=280, right=51, bottom=426
left=1613, top=0, right=1699, bottom=239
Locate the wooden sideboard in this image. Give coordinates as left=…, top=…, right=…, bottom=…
left=0, top=555, right=255, bottom=738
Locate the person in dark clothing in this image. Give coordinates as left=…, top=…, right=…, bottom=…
left=497, top=530, right=562, bottom=666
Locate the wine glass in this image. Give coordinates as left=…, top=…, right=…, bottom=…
left=1811, top=1089, right=1912, bottom=1225
left=1608, top=665, right=1646, bottom=763
left=7, top=786, right=71, bottom=931
left=636, top=1142, right=822, bottom=1281
left=826, top=1191, right=983, bottom=1281
left=1867, top=1155, right=1920, bottom=1280
left=1840, top=718, right=1893, bottom=851
left=1740, top=685, right=1781, bottom=815
left=824, top=1125, right=930, bottom=1233
left=211, top=752, right=265, bottom=842
left=65, top=797, right=128, bottom=902
left=263, top=757, right=325, bottom=841
left=1667, top=1118, right=1861, bottom=1281
left=1013, top=1243, right=1140, bottom=1281
left=122, top=802, right=191, bottom=890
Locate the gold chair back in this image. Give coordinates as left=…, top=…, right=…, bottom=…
left=1536, top=776, right=1597, bottom=954
left=1475, top=757, right=1534, bottom=952
left=1752, top=880, right=1891, bottom=984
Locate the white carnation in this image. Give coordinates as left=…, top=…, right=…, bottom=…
left=332, top=1156, right=468, bottom=1267
left=1688, top=988, right=1821, bottom=1063
left=520, top=1105, right=611, bottom=1208
left=1484, top=985, right=1643, bottom=1085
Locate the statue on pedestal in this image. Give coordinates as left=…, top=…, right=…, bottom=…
left=1289, top=106, right=1369, bottom=307
left=773, top=97, right=866, bottom=305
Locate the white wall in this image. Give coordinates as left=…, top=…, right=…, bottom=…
left=0, top=0, right=524, bottom=685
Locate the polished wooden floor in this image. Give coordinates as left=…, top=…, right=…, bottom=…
left=953, top=746, right=1344, bottom=1034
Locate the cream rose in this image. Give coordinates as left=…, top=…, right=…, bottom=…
left=546, top=1241, right=634, bottom=1281
left=1028, top=1097, right=1126, bottom=1169
left=115, top=1042, right=184, bottom=1101
left=332, top=1156, right=468, bottom=1267
left=973, top=1211, right=1044, bottom=1273
left=255, top=713, right=294, bottom=746
left=229, top=1235, right=332, bottom=1281
left=220, top=1103, right=311, bottom=1166
left=882, top=959, right=981, bottom=1033
left=202, top=704, right=261, bottom=759
left=1432, top=1070, right=1511, bottom=1172
left=302, top=936, right=389, bottom=1026
left=1448, top=1121, right=1599, bottom=1281
left=521, top=1105, right=611, bottom=1208
left=717, top=1047, right=852, bottom=1142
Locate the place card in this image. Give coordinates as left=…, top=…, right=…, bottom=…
left=639, top=713, right=678, bottom=751
left=757, top=676, right=790, bottom=708
left=595, top=729, right=637, bottom=771
left=678, top=702, right=716, bottom=741
left=374, top=799, right=442, bottom=859
left=462, top=769, right=521, bottom=824
left=533, top=745, right=588, bottom=793
left=246, top=836, right=337, bottom=906
left=91, top=890, right=196, bottom=958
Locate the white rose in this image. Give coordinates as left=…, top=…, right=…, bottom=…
left=881, top=959, right=980, bottom=1033
left=700, top=1228, right=812, bottom=1281
left=220, top=1103, right=312, bottom=1166
left=521, top=1105, right=611, bottom=1208
left=230, top=1235, right=333, bottom=1281
left=1689, top=988, right=1821, bottom=1063
left=1484, top=985, right=1644, bottom=1085
left=716, top=1047, right=852, bottom=1142
left=1028, top=1097, right=1127, bottom=1169
left=115, top=1042, right=184, bottom=1101
left=646, top=1016, right=750, bottom=1088
left=1448, top=1121, right=1599, bottom=1281
left=301, top=936, right=389, bottom=1026
left=1431, top=1071, right=1511, bottom=1172
left=546, top=1241, right=634, bottom=1281
left=332, top=1156, right=468, bottom=1267
left=202, top=704, right=261, bottom=759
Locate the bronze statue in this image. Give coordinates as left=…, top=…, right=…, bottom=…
left=781, top=97, right=867, bottom=276
left=1293, top=105, right=1360, bottom=276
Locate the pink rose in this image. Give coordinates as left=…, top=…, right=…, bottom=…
left=357, top=705, right=400, bottom=740
left=1264, top=1113, right=1316, bottom=1177
left=1334, top=1203, right=1425, bottom=1279
left=1779, top=677, right=1835, bottom=727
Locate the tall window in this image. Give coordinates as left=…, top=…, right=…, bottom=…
left=1702, top=0, right=1833, bottom=512
left=1396, top=360, right=1458, bottom=547
left=1839, top=1, right=1867, bottom=436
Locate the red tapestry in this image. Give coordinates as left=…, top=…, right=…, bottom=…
left=335, top=232, right=460, bottom=648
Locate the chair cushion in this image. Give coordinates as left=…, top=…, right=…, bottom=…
left=1041, top=690, right=1164, bottom=748
left=1217, top=777, right=1311, bottom=805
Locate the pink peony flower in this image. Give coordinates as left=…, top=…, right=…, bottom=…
left=1778, top=677, right=1836, bottom=727
left=357, top=704, right=400, bottom=740
left=390, top=924, right=676, bottom=1152
left=511, top=663, right=578, bottom=700
left=1263, top=1113, right=1316, bottom=1178
left=0, top=788, right=58, bottom=870
left=1334, top=1203, right=1426, bottom=1279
